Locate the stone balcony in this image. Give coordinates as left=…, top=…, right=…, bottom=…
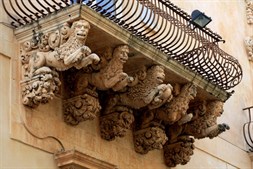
left=3, top=0, right=242, bottom=168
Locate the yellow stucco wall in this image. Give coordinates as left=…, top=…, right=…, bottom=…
left=0, top=1, right=252, bottom=169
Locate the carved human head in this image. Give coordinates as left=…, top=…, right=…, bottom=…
left=71, top=19, right=91, bottom=41
left=113, top=45, right=129, bottom=63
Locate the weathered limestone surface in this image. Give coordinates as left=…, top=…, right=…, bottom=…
left=0, top=1, right=252, bottom=169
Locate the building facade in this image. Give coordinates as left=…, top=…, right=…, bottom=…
left=0, top=0, right=252, bottom=169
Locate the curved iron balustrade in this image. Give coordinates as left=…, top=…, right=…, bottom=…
left=1, top=0, right=243, bottom=90
left=243, top=106, right=253, bottom=152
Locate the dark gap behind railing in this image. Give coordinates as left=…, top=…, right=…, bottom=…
left=1, top=0, right=243, bottom=91
left=243, top=106, right=253, bottom=152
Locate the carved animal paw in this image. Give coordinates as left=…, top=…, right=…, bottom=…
left=81, top=46, right=92, bottom=55
left=218, top=123, right=230, bottom=132
left=90, top=53, right=100, bottom=64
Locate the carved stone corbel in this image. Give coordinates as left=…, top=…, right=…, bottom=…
left=100, top=106, right=134, bottom=141
left=163, top=136, right=195, bottom=167
left=63, top=89, right=101, bottom=125
left=20, top=19, right=100, bottom=108
left=99, top=65, right=173, bottom=141
left=163, top=100, right=229, bottom=167
left=21, top=68, right=61, bottom=108
left=134, top=126, right=168, bottom=154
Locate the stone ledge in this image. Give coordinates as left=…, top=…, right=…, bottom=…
left=54, top=150, right=118, bottom=169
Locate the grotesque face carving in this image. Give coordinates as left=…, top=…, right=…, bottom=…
left=113, top=45, right=129, bottom=63
left=150, top=65, right=165, bottom=84
left=72, top=20, right=90, bottom=41
left=208, top=101, right=224, bottom=117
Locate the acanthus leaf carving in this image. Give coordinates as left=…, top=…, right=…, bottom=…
left=100, top=106, right=134, bottom=141
left=134, top=126, right=168, bottom=154
left=21, top=68, right=61, bottom=108
left=163, top=136, right=195, bottom=167
left=63, top=89, right=101, bottom=125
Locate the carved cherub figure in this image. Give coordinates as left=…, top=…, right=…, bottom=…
left=28, top=19, right=100, bottom=77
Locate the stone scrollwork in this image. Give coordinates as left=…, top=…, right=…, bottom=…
left=245, top=36, right=253, bottom=61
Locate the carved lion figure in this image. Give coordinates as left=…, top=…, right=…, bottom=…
left=155, top=83, right=197, bottom=125
left=28, top=19, right=100, bottom=77
left=106, top=65, right=173, bottom=110
left=183, top=100, right=230, bottom=139
left=74, top=45, right=133, bottom=94
left=166, top=101, right=230, bottom=141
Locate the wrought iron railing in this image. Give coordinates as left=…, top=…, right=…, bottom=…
left=1, top=0, right=243, bottom=90
left=243, top=106, right=253, bottom=152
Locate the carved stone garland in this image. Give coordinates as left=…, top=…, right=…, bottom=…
left=20, top=19, right=230, bottom=168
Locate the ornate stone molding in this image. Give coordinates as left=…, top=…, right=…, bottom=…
left=246, top=0, right=253, bottom=24
left=245, top=36, right=253, bottom=61
left=55, top=150, right=118, bottom=169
